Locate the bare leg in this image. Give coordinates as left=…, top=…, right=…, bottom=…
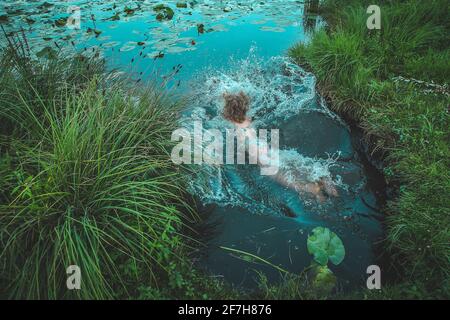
left=270, top=170, right=338, bottom=202
left=296, top=181, right=327, bottom=202
left=318, top=177, right=339, bottom=197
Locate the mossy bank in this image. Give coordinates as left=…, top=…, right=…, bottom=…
left=289, top=0, right=449, bottom=299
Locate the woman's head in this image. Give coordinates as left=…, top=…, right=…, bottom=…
left=222, top=91, right=250, bottom=123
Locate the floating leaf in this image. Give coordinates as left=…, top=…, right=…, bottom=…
left=211, top=24, right=228, bottom=32
left=250, top=19, right=269, bottom=25
left=119, top=43, right=137, bottom=52
left=103, top=41, right=121, bottom=48
left=197, top=23, right=205, bottom=34
left=97, top=36, right=111, bottom=41
left=311, top=264, right=337, bottom=295
left=124, top=7, right=136, bottom=15
left=307, top=227, right=345, bottom=266
left=109, top=13, right=120, bottom=21
left=260, top=26, right=286, bottom=33
left=154, top=5, right=174, bottom=21
left=54, top=17, right=67, bottom=27
left=166, top=46, right=196, bottom=54
left=147, top=51, right=164, bottom=59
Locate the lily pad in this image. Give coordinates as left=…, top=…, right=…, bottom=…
left=55, top=17, right=67, bottom=27
left=307, top=227, right=345, bottom=266
left=260, top=26, right=286, bottom=33
left=154, top=5, right=174, bottom=21
left=119, top=42, right=137, bottom=52
left=311, top=265, right=337, bottom=295
left=166, top=46, right=196, bottom=54
left=250, top=19, right=269, bottom=25
left=147, top=51, right=165, bottom=59
left=98, top=36, right=111, bottom=41
left=102, top=41, right=121, bottom=48
left=109, top=13, right=120, bottom=21
left=197, top=23, right=205, bottom=34
left=124, top=7, right=136, bottom=15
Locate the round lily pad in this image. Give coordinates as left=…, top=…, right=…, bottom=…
left=307, top=227, right=345, bottom=266
left=154, top=5, right=174, bottom=21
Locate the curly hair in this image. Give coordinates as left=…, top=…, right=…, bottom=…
left=222, top=91, right=250, bottom=124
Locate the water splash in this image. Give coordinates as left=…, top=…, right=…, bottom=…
left=187, top=50, right=319, bottom=126
left=183, top=51, right=352, bottom=216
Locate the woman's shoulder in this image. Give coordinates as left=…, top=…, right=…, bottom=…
left=235, top=118, right=252, bottom=129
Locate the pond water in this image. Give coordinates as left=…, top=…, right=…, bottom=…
left=1, top=1, right=384, bottom=289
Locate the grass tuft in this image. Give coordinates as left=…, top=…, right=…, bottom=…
left=0, top=35, right=199, bottom=299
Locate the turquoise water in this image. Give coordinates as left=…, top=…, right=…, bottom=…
left=0, top=1, right=314, bottom=87
left=1, top=1, right=384, bottom=289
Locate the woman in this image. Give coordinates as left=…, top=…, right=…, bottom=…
left=222, top=91, right=338, bottom=202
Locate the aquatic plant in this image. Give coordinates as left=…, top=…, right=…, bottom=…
left=154, top=4, right=175, bottom=21
left=311, top=265, right=337, bottom=296
left=255, top=264, right=338, bottom=300
left=306, top=227, right=344, bottom=295
left=307, top=227, right=345, bottom=266
left=176, top=2, right=188, bottom=9
left=0, top=0, right=305, bottom=62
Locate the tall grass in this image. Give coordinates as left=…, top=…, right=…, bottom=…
left=290, top=0, right=450, bottom=298
left=0, top=37, right=198, bottom=299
